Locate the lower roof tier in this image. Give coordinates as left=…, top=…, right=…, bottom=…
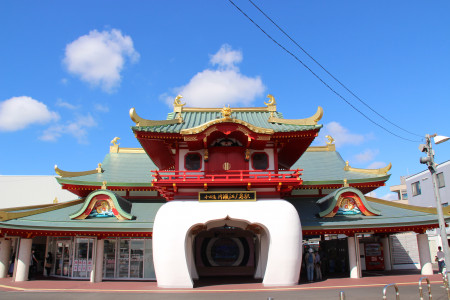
left=0, top=194, right=445, bottom=238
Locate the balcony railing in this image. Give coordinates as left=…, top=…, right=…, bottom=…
left=151, top=169, right=302, bottom=184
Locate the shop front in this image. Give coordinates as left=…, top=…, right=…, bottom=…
left=46, top=237, right=155, bottom=280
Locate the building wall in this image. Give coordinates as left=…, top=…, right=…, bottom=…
left=405, top=161, right=450, bottom=207
left=0, top=175, right=76, bottom=209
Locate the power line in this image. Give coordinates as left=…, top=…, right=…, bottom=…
left=247, top=0, right=422, bottom=139
left=227, top=0, right=421, bottom=143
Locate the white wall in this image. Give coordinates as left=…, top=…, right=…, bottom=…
left=406, top=161, right=450, bottom=207
left=0, top=175, right=76, bottom=209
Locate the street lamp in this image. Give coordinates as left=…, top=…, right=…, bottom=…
left=419, top=133, right=450, bottom=268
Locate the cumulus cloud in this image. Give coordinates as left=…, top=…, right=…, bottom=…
left=40, top=114, right=97, bottom=144
left=94, top=104, right=109, bottom=113
left=56, top=98, right=78, bottom=110
left=209, top=44, right=243, bottom=70
left=164, top=44, right=265, bottom=107
left=354, top=149, right=379, bottom=163
left=367, top=161, right=388, bottom=169
left=0, top=96, right=59, bottom=131
left=64, top=29, right=139, bottom=92
left=381, top=193, right=399, bottom=201
left=318, top=122, right=366, bottom=147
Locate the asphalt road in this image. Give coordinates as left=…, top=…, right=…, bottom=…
left=0, top=283, right=447, bottom=300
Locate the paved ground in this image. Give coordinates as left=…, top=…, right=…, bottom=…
left=0, top=270, right=448, bottom=299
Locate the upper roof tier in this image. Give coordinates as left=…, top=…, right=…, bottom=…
left=130, top=95, right=323, bottom=134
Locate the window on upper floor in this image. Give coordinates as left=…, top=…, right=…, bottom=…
left=185, top=152, right=202, bottom=170
left=412, top=181, right=421, bottom=196
left=252, top=152, right=269, bottom=170
left=437, top=172, right=445, bottom=188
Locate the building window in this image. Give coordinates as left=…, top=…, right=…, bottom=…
left=437, top=172, right=445, bottom=188
left=185, top=153, right=202, bottom=170
left=401, top=192, right=408, bottom=200
left=252, top=152, right=269, bottom=170
left=412, top=181, right=421, bottom=196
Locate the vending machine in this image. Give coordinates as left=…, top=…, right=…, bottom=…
left=364, top=242, right=385, bottom=271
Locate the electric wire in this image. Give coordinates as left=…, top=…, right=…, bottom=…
left=247, top=0, right=422, bottom=139
left=228, top=0, right=421, bottom=143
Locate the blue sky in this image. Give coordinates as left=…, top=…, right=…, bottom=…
left=1, top=1, right=449, bottom=200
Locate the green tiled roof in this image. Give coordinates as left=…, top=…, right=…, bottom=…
left=292, top=151, right=390, bottom=185
left=132, top=111, right=322, bottom=133
left=0, top=197, right=444, bottom=232
left=57, top=149, right=389, bottom=187
left=290, top=198, right=446, bottom=230
left=316, top=187, right=381, bottom=217
left=70, top=190, right=134, bottom=220
left=0, top=200, right=164, bottom=232
left=56, top=153, right=157, bottom=187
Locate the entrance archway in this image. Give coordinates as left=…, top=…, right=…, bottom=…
left=152, top=200, right=301, bottom=288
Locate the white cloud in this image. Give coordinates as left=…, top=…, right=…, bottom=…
left=355, top=149, right=379, bottom=163
left=381, top=192, right=399, bottom=201
left=209, top=44, right=243, bottom=70
left=56, top=98, right=78, bottom=110
left=319, top=122, right=366, bottom=147
left=0, top=96, right=59, bottom=131
left=94, top=104, right=109, bottom=113
left=367, top=161, right=388, bottom=169
left=164, top=44, right=265, bottom=107
left=64, top=29, right=139, bottom=92
left=40, top=114, right=97, bottom=144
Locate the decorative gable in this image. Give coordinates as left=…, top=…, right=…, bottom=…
left=316, top=187, right=380, bottom=218
left=70, top=190, right=134, bottom=220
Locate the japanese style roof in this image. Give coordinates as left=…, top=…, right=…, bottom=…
left=130, top=95, right=323, bottom=134
left=0, top=198, right=164, bottom=236
left=131, top=109, right=322, bottom=134
left=0, top=195, right=448, bottom=237
left=292, top=149, right=391, bottom=185
left=56, top=146, right=390, bottom=191
left=292, top=196, right=450, bottom=235
left=56, top=150, right=156, bottom=188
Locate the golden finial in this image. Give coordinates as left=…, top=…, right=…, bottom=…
left=173, top=95, right=186, bottom=107
left=325, top=135, right=334, bottom=145
left=264, top=94, right=277, bottom=106
left=101, top=181, right=107, bottom=190
left=343, top=178, right=349, bottom=187
left=221, top=105, right=232, bottom=119
left=53, top=197, right=58, bottom=204
left=111, top=137, right=120, bottom=146
left=346, top=161, right=349, bottom=167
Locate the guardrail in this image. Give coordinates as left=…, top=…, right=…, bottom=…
left=443, top=271, right=450, bottom=299
left=382, top=283, right=400, bottom=300
left=418, top=276, right=432, bottom=300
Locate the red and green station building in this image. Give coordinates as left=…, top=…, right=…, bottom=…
left=0, top=96, right=447, bottom=287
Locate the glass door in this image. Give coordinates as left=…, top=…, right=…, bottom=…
left=72, top=238, right=95, bottom=278
left=118, top=239, right=130, bottom=278
left=55, top=240, right=71, bottom=277
left=130, top=240, right=144, bottom=278
left=103, top=239, right=116, bottom=278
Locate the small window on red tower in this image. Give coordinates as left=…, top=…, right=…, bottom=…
left=185, top=153, right=202, bottom=170
left=252, top=152, right=268, bottom=170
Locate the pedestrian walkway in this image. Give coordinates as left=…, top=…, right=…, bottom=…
left=0, top=270, right=445, bottom=294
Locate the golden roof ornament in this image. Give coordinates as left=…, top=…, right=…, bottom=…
left=264, top=94, right=277, bottom=106
left=325, top=135, right=335, bottom=145
left=173, top=95, right=185, bottom=107
left=221, top=105, right=232, bottom=119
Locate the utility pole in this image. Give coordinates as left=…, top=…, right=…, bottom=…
left=419, top=134, right=450, bottom=268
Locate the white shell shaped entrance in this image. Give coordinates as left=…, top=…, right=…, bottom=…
left=152, top=199, right=302, bottom=288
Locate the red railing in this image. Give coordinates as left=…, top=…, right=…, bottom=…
left=151, top=169, right=302, bottom=184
